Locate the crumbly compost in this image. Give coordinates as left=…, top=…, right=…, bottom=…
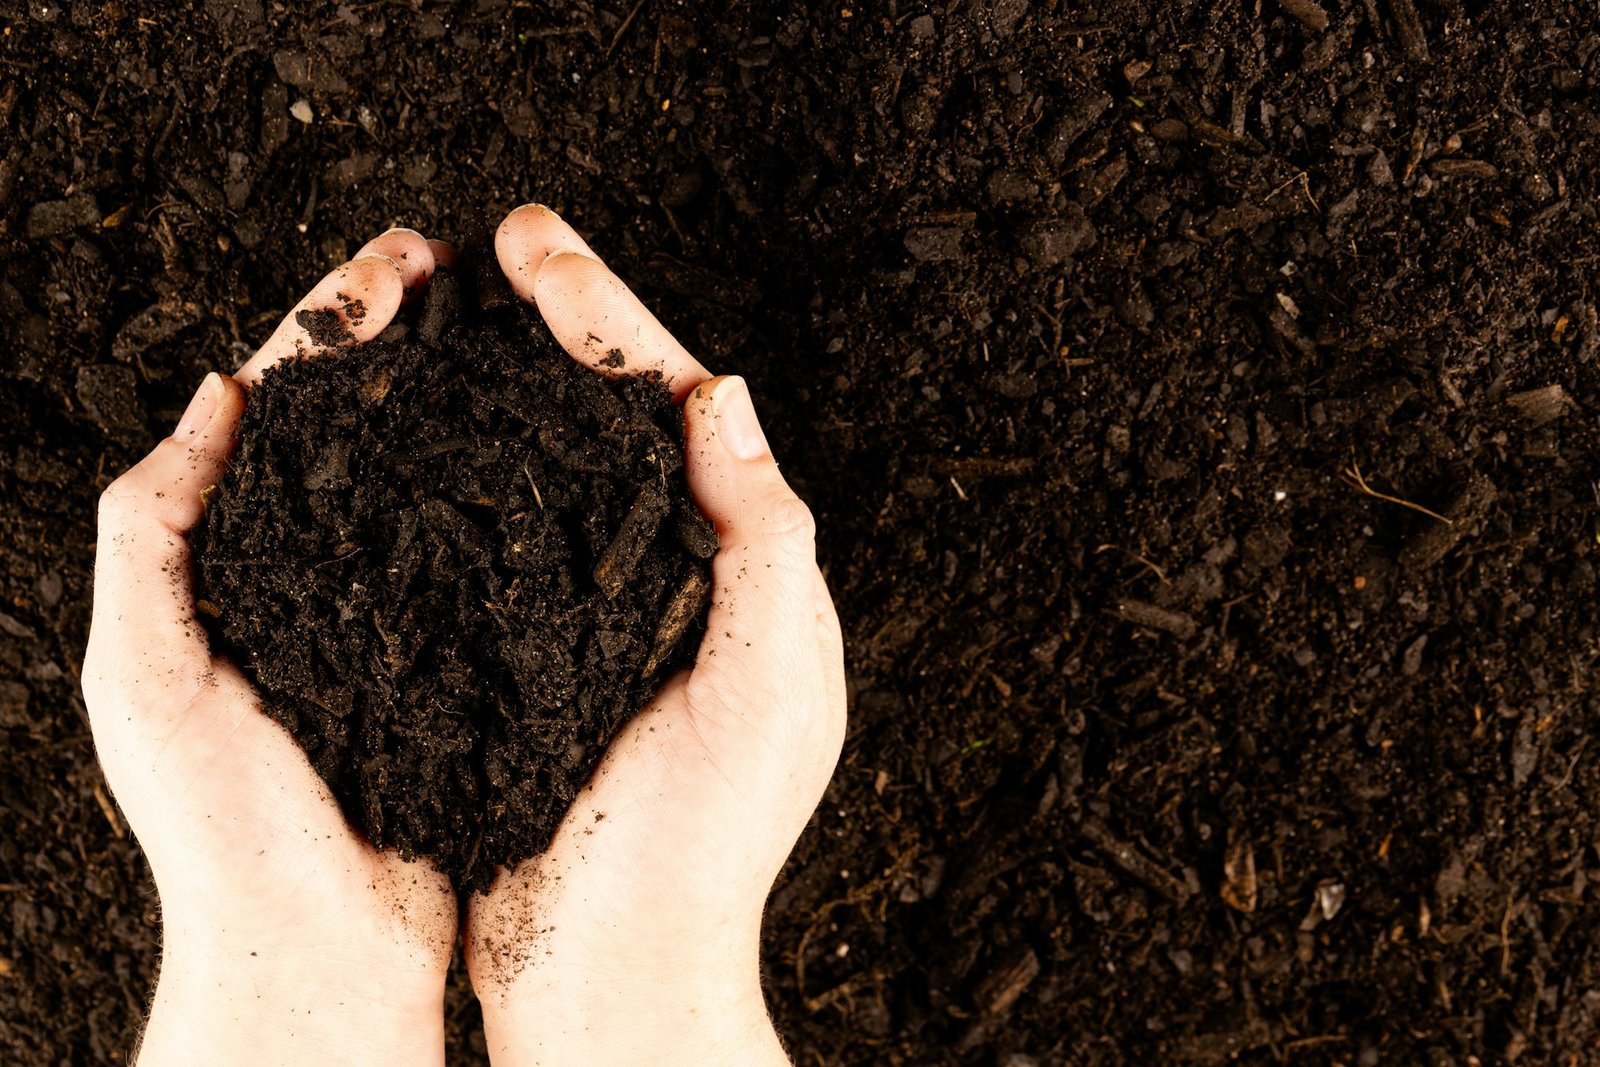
left=192, top=274, right=715, bottom=893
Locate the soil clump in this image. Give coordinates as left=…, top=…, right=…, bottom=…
left=192, top=273, right=714, bottom=893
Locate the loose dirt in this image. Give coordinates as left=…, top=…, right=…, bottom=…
left=192, top=272, right=712, bottom=894
left=3, top=3, right=1599, bottom=1064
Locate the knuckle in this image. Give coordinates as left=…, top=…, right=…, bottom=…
left=79, top=638, right=121, bottom=718
left=764, top=494, right=817, bottom=548
left=96, top=476, right=139, bottom=526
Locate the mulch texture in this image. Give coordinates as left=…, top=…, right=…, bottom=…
left=2, top=2, right=1598, bottom=1064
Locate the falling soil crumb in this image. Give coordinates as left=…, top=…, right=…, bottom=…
left=192, top=271, right=715, bottom=893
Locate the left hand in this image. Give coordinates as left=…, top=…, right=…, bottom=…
left=83, top=229, right=461, bottom=1067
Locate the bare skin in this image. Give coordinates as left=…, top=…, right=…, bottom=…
left=84, top=211, right=845, bottom=1065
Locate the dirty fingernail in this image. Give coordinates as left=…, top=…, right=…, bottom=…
left=175, top=373, right=222, bottom=443
left=714, top=376, right=770, bottom=461
left=351, top=252, right=402, bottom=272
left=536, top=249, right=597, bottom=279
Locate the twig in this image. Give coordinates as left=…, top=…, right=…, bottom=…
left=1554, top=737, right=1588, bottom=791
left=312, top=547, right=363, bottom=571
left=1266, top=170, right=1319, bottom=213
left=524, top=462, right=544, bottom=509
left=1079, top=816, right=1193, bottom=902
left=1341, top=458, right=1452, bottom=524
left=520, top=25, right=592, bottom=39
left=1499, top=888, right=1515, bottom=978
left=1095, top=544, right=1169, bottom=584
left=1282, top=1034, right=1349, bottom=1052
left=605, top=0, right=649, bottom=58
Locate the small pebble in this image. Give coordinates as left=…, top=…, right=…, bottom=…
left=290, top=99, right=314, bottom=124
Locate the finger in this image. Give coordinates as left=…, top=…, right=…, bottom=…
left=533, top=252, right=711, bottom=400
left=83, top=373, right=249, bottom=729
left=494, top=204, right=710, bottom=400
left=353, top=227, right=437, bottom=296
left=680, top=376, right=841, bottom=713
left=233, top=254, right=407, bottom=385
left=494, top=203, right=604, bottom=286
left=428, top=238, right=459, bottom=272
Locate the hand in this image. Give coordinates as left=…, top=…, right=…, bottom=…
left=83, top=229, right=461, bottom=1066
left=465, top=206, right=848, bottom=1065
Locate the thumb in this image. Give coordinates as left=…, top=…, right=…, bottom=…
left=680, top=376, right=844, bottom=736
left=84, top=373, right=248, bottom=737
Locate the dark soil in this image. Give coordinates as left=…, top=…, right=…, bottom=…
left=4, top=2, right=1600, bottom=1065
left=191, top=272, right=713, bottom=894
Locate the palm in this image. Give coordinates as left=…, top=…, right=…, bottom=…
left=84, top=230, right=462, bottom=1065
left=469, top=548, right=842, bottom=989
left=102, top=659, right=454, bottom=975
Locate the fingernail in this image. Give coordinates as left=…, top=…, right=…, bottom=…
left=714, top=376, right=770, bottom=461
left=351, top=252, right=402, bottom=272
left=175, top=373, right=222, bottom=443
left=535, top=249, right=596, bottom=280
left=354, top=229, right=421, bottom=260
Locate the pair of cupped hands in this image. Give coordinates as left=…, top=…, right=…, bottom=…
left=82, top=208, right=845, bottom=1066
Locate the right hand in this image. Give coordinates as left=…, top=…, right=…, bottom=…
left=465, top=205, right=848, bottom=1065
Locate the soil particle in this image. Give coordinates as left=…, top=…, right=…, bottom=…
left=293, top=307, right=355, bottom=348
left=904, top=226, right=966, bottom=263
left=24, top=194, right=99, bottom=239
left=192, top=275, right=714, bottom=893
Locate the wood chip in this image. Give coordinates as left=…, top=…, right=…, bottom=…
left=593, top=485, right=669, bottom=600
left=1112, top=599, right=1198, bottom=639
left=1277, top=0, right=1329, bottom=31
left=1080, top=815, right=1194, bottom=902
left=1221, top=836, right=1257, bottom=913
left=0, top=611, right=37, bottom=641
left=643, top=569, right=710, bottom=675
left=974, top=946, right=1041, bottom=1015
left=1398, top=473, right=1496, bottom=572
left=1388, top=0, right=1429, bottom=60
left=1506, top=383, right=1572, bottom=427
left=1430, top=158, right=1498, bottom=180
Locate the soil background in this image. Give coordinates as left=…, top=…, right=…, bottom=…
left=3, top=2, right=1600, bottom=1064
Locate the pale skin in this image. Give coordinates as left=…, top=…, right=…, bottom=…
left=81, top=209, right=847, bottom=1065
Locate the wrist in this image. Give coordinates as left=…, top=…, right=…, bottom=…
left=137, top=935, right=446, bottom=1067
left=477, top=940, right=787, bottom=1066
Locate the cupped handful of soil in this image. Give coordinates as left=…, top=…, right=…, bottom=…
left=191, top=272, right=716, bottom=893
